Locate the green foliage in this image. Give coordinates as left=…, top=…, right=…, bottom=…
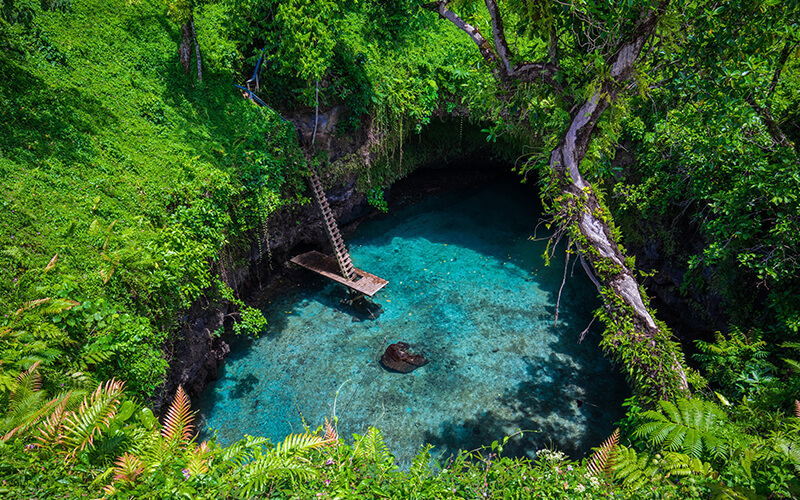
left=612, top=445, right=714, bottom=496
left=366, top=187, right=388, bottom=213
left=630, top=397, right=800, bottom=497
left=635, top=398, right=730, bottom=459
left=694, top=329, right=781, bottom=401
left=0, top=0, right=307, bottom=396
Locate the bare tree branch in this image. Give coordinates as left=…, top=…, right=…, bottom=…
left=423, top=1, right=498, bottom=66
left=424, top=0, right=565, bottom=94
left=484, top=0, right=514, bottom=76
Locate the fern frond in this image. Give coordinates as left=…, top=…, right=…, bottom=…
left=587, top=428, right=619, bottom=477
left=36, top=392, right=74, bottom=446
left=221, top=435, right=272, bottom=466
left=39, top=298, right=80, bottom=315
left=635, top=398, right=728, bottom=458
left=81, top=348, right=115, bottom=367
left=5, top=361, right=43, bottom=420
left=161, top=385, right=194, bottom=446
left=774, top=436, right=800, bottom=474
left=43, top=253, right=58, bottom=272
left=14, top=298, right=53, bottom=318
left=410, top=444, right=434, bottom=478
left=323, top=417, right=338, bottom=446
left=611, top=445, right=658, bottom=490
left=186, top=442, right=212, bottom=477
left=3, top=388, right=73, bottom=442
left=12, top=360, right=42, bottom=394
left=134, top=428, right=173, bottom=472
left=89, top=429, right=128, bottom=462
left=353, top=427, right=394, bottom=466
left=236, top=454, right=316, bottom=496
left=275, top=432, right=326, bottom=457
left=60, top=379, right=125, bottom=461
left=780, top=342, right=800, bottom=351
left=113, top=452, right=144, bottom=484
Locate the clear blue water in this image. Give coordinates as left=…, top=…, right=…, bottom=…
left=197, top=176, right=628, bottom=466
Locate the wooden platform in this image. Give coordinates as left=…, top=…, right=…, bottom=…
left=290, top=251, right=388, bottom=297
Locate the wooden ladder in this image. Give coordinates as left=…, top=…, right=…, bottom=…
left=308, top=168, right=356, bottom=281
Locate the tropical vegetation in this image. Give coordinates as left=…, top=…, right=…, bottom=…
left=1, top=0, right=799, bottom=497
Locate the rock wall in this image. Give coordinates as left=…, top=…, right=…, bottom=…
left=159, top=170, right=371, bottom=409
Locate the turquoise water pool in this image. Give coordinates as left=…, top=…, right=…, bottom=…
left=197, top=176, right=628, bottom=466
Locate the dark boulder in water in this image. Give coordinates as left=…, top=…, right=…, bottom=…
left=380, top=342, right=429, bottom=373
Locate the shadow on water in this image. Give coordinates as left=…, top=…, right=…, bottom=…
left=229, top=373, right=260, bottom=400
left=423, top=331, right=628, bottom=462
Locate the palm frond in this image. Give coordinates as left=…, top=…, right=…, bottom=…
left=587, top=428, right=619, bottom=477
left=60, top=379, right=125, bottom=461
left=161, top=385, right=194, bottom=446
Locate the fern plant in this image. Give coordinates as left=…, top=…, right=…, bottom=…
left=587, top=428, right=619, bottom=477
left=612, top=445, right=715, bottom=491
left=227, top=432, right=327, bottom=497
left=352, top=426, right=394, bottom=468
left=161, top=384, right=194, bottom=447
left=694, top=328, right=775, bottom=399
left=634, top=398, right=731, bottom=459
left=112, top=452, right=145, bottom=484
left=36, top=378, right=125, bottom=462
left=1, top=362, right=86, bottom=443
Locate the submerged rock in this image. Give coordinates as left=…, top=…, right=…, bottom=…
left=380, top=342, right=429, bottom=373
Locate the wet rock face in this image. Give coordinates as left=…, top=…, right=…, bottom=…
left=380, top=342, right=429, bottom=373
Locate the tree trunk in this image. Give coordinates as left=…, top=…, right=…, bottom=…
left=179, top=22, right=192, bottom=75
left=190, top=18, right=203, bottom=83
left=427, top=0, right=689, bottom=400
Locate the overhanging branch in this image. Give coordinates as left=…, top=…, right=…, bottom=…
left=422, top=1, right=498, bottom=66
left=423, top=0, right=565, bottom=94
